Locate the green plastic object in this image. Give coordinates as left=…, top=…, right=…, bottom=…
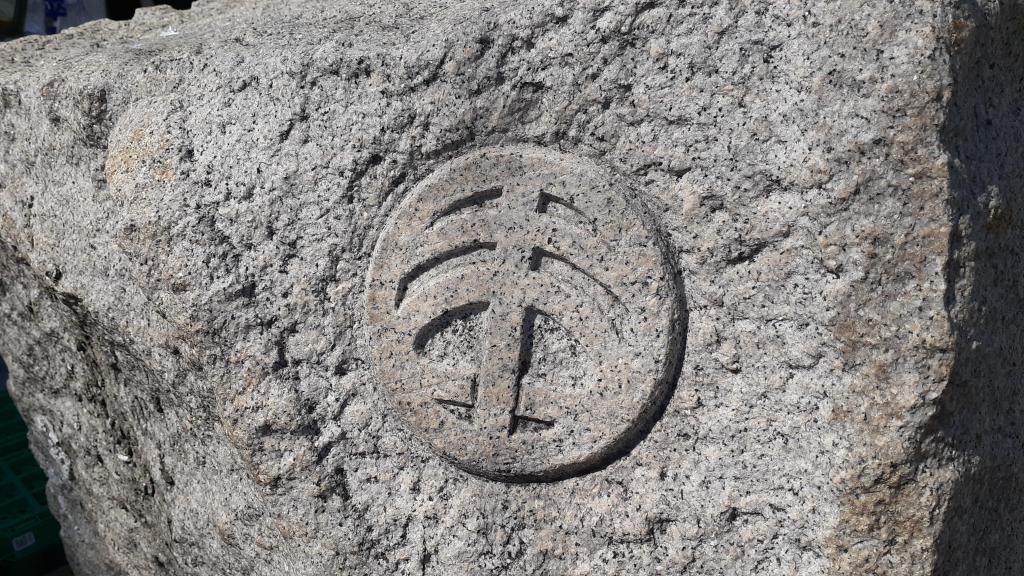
left=0, top=388, right=62, bottom=571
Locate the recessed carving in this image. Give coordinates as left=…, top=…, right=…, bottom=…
left=365, top=145, right=685, bottom=482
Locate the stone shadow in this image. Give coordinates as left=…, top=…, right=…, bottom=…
left=933, top=1, right=1024, bottom=574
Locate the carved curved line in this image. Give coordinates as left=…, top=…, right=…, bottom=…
left=529, top=247, right=625, bottom=338
left=536, top=191, right=598, bottom=236
left=396, top=243, right=497, bottom=309
left=428, top=186, right=503, bottom=229
left=412, top=300, right=491, bottom=352
left=528, top=247, right=623, bottom=308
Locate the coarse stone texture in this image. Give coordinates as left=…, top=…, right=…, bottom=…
left=0, top=0, right=1019, bottom=575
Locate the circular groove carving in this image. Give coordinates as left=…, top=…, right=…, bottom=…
left=366, top=146, right=685, bottom=481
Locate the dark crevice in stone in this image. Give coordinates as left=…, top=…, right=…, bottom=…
left=932, top=2, right=1024, bottom=574
left=107, top=1, right=192, bottom=22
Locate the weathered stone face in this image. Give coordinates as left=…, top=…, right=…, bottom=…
left=0, top=1, right=1020, bottom=575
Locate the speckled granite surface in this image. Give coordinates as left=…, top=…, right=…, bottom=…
left=0, top=1, right=1021, bottom=574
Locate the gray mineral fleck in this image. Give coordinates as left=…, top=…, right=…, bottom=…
left=0, top=1, right=1021, bottom=575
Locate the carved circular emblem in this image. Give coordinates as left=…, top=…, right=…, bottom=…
left=366, top=146, right=684, bottom=481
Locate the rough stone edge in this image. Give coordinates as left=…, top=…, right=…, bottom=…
left=824, top=6, right=963, bottom=575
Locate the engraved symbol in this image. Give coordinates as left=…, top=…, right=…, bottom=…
left=366, top=146, right=685, bottom=481
left=396, top=184, right=628, bottom=437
